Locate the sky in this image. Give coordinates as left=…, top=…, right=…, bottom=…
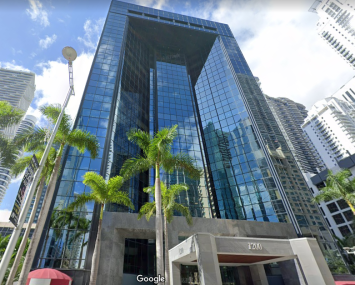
left=0, top=0, right=354, bottom=221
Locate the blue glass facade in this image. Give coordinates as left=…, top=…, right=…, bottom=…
left=34, top=0, right=336, bottom=281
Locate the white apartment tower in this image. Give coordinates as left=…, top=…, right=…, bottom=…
left=332, top=75, right=355, bottom=103
left=0, top=68, right=36, bottom=205
left=0, top=68, right=35, bottom=139
left=302, top=97, right=355, bottom=169
left=310, top=0, right=355, bottom=68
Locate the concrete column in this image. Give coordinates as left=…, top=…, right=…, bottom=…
left=237, top=266, right=253, bottom=285
left=170, top=262, right=181, bottom=285
left=290, top=238, right=334, bottom=285
left=249, top=264, right=269, bottom=285
left=97, top=228, right=125, bottom=285
left=194, top=233, right=222, bottom=285
left=279, top=259, right=305, bottom=285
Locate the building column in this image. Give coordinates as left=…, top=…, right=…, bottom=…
left=290, top=238, right=334, bottom=285
left=278, top=259, right=305, bottom=285
left=170, top=262, right=181, bottom=285
left=237, top=266, right=253, bottom=285
left=194, top=233, right=222, bottom=285
left=97, top=228, right=125, bottom=285
left=249, top=264, right=269, bottom=285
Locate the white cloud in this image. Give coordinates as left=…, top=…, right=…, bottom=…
left=135, top=0, right=168, bottom=9
left=39, top=34, right=57, bottom=49
left=0, top=60, right=30, bottom=72
left=182, top=0, right=354, bottom=109
left=30, top=52, right=94, bottom=125
left=78, top=19, right=105, bottom=51
left=11, top=48, right=22, bottom=56
left=0, top=209, right=11, bottom=222
left=26, top=0, right=50, bottom=27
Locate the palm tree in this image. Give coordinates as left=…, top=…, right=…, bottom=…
left=67, top=172, right=134, bottom=285
left=0, top=235, right=30, bottom=285
left=0, top=101, right=25, bottom=168
left=313, top=169, right=355, bottom=214
left=138, top=182, right=192, bottom=285
left=120, top=125, right=201, bottom=280
left=17, top=104, right=99, bottom=285
left=5, top=147, right=56, bottom=285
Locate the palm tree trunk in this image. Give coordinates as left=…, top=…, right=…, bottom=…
left=89, top=204, right=104, bottom=285
left=155, top=163, right=164, bottom=283
left=164, top=215, right=170, bottom=285
left=6, top=176, right=46, bottom=285
left=345, top=200, right=355, bottom=215
left=18, top=152, right=63, bottom=285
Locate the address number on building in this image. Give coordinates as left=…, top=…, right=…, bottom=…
left=248, top=243, right=262, bottom=250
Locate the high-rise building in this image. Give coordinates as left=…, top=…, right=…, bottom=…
left=265, top=96, right=325, bottom=174
left=0, top=115, right=37, bottom=205
left=304, top=154, right=355, bottom=239
left=302, top=97, right=355, bottom=169
left=309, top=0, right=355, bottom=68
left=0, top=68, right=35, bottom=139
left=332, top=75, right=355, bottom=104
left=33, top=1, right=340, bottom=283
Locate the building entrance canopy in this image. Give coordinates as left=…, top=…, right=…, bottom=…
left=169, top=233, right=335, bottom=285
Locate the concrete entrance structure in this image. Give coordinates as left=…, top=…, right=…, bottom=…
left=97, top=212, right=334, bottom=285
left=169, top=233, right=334, bottom=285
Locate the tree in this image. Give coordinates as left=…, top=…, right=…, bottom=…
left=138, top=182, right=192, bottom=285
left=120, top=125, right=201, bottom=281
left=17, top=105, right=99, bottom=285
left=324, top=249, right=348, bottom=274
left=0, top=101, right=25, bottom=168
left=313, top=169, right=355, bottom=214
left=0, top=235, right=30, bottom=285
left=5, top=147, right=57, bottom=285
left=67, top=172, right=134, bottom=285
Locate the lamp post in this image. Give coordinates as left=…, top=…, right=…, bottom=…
left=0, top=47, right=77, bottom=284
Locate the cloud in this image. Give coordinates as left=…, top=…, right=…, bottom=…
left=11, top=48, right=22, bottom=56
left=135, top=0, right=169, bottom=9
left=39, top=34, right=57, bottom=49
left=0, top=60, right=30, bottom=72
left=78, top=18, right=105, bottom=51
left=29, top=52, right=94, bottom=125
left=0, top=209, right=11, bottom=222
left=182, top=0, right=354, bottom=109
left=26, top=0, right=49, bottom=27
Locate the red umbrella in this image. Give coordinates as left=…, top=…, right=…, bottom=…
left=26, top=268, right=72, bottom=285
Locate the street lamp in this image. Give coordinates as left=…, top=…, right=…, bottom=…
left=0, top=47, right=77, bottom=283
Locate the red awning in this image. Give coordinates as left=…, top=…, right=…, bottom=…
left=26, top=269, right=72, bottom=285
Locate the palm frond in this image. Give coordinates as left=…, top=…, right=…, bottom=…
left=0, top=137, right=19, bottom=168
left=120, top=156, right=152, bottom=180
left=108, top=191, right=134, bottom=210
left=313, top=188, right=343, bottom=203
left=150, top=125, right=178, bottom=161
left=40, top=104, right=72, bottom=135
left=163, top=153, right=202, bottom=180
left=127, top=128, right=151, bottom=156
left=11, top=155, right=35, bottom=177
left=67, top=129, right=99, bottom=159
left=82, top=172, right=107, bottom=201
left=14, top=127, right=48, bottom=151
left=67, top=193, right=96, bottom=211
left=137, top=202, right=156, bottom=221
left=107, top=176, right=124, bottom=195
left=0, top=101, right=24, bottom=129
left=172, top=203, right=192, bottom=225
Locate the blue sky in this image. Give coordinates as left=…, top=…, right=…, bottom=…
left=0, top=0, right=354, bottom=219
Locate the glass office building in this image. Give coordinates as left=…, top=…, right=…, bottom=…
left=33, top=0, right=337, bottom=282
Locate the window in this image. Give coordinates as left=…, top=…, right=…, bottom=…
left=327, top=202, right=339, bottom=213
left=339, top=225, right=351, bottom=236
left=343, top=210, right=353, bottom=222
left=333, top=213, right=345, bottom=224
left=337, top=199, right=349, bottom=210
